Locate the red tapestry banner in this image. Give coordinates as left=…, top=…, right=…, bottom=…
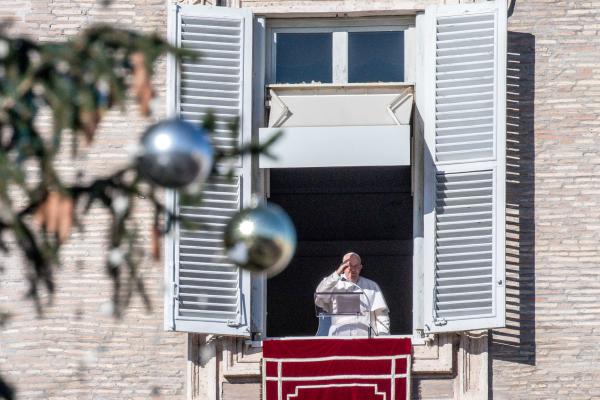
left=263, top=338, right=412, bottom=400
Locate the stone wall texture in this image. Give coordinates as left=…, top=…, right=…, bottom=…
left=1, top=0, right=599, bottom=399
left=0, top=1, right=187, bottom=399
left=491, top=1, right=600, bottom=399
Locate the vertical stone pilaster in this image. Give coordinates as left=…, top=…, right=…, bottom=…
left=455, top=331, right=488, bottom=400
left=189, top=334, right=220, bottom=400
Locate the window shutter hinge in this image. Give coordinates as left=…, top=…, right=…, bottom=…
left=264, top=88, right=271, bottom=108
left=227, top=309, right=243, bottom=327
left=173, top=283, right=181, bottom=304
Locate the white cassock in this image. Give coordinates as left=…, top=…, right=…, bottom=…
left=315, top=272, right=390, bottom=336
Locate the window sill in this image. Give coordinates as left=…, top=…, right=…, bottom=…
left=258, top=10, right=421, bottom=19
left=267, top=82, right=414, bottom=90
left=222, top=334, right=454, bottom=379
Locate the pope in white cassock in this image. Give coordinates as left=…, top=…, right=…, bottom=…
left=315, top=252, right=390, bottom=336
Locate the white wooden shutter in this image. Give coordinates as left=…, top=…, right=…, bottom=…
left=165, top=4, right=254, bottom=336
left=422, top=1, right=506, bottom=333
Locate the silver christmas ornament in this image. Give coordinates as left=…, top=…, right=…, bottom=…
left=137, top=118, right=213, bottom=192
left=224, top=202, right=297, bottom=277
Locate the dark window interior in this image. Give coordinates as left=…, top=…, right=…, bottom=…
left=267, top=166, right=413, bottom=337
left=275, top=32, right=333, bottom=84
left=348, top=31, right=404, bottom=83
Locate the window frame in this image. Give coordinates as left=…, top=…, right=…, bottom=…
left=261, top=16, right=419, bottom=340
left=165, top=3, right=506, bottom=343
left=265, top=17, right=413, bottom=85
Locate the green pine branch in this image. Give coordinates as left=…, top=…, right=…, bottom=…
left=0, top=24, right=278, bottom=320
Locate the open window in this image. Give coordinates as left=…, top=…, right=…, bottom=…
left=164, top=2, right=507, bottom=338
left=262, top=17, right=414, bottom=337
left=266, top=166, right=414, bottom=337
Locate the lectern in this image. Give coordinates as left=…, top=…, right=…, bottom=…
left=314, top=290, right=372, bottom=337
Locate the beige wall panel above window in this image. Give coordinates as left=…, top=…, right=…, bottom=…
left=241, top=0, right=468, bottom=16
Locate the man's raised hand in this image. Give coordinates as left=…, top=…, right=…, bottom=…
left=336, top=261, right=349, bottom=276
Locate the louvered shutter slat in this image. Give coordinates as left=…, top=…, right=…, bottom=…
left=165, top=5, right=253, bottom=336
left=434, top=170, right=495, bottom=307
left=179, top=13, right=243, bottom=169
left=433, top=10, right=499, bottom=165
left=423, top=2, right=506, bottom=333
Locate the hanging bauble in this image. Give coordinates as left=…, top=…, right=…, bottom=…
left=136, top=118, right=213, bottom=192
left=224, top=202, right=297, bottom=277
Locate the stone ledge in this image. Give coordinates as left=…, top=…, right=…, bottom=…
left=219, top=334, right=455, bottom=379
left=412, top=333, right=454, bottom=374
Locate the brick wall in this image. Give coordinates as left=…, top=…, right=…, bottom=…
left=491, top=1, right=600, bottom=399
left=239, top=0, right=470, bottom=14
left=0, top=1, right=187, bottom=399
left=3, top=0, right=598, bottom=399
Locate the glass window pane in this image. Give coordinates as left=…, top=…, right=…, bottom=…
left=348, top=31, right=404, bottom=83
left=275, top=33, right=332, bottom=84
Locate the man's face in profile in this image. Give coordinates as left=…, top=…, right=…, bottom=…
left=342, top=254, right=363, bottom=283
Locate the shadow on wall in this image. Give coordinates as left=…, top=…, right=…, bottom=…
left=489, top=28, right=537, bottom=387
left=0, top=376, right=14, bottom=400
